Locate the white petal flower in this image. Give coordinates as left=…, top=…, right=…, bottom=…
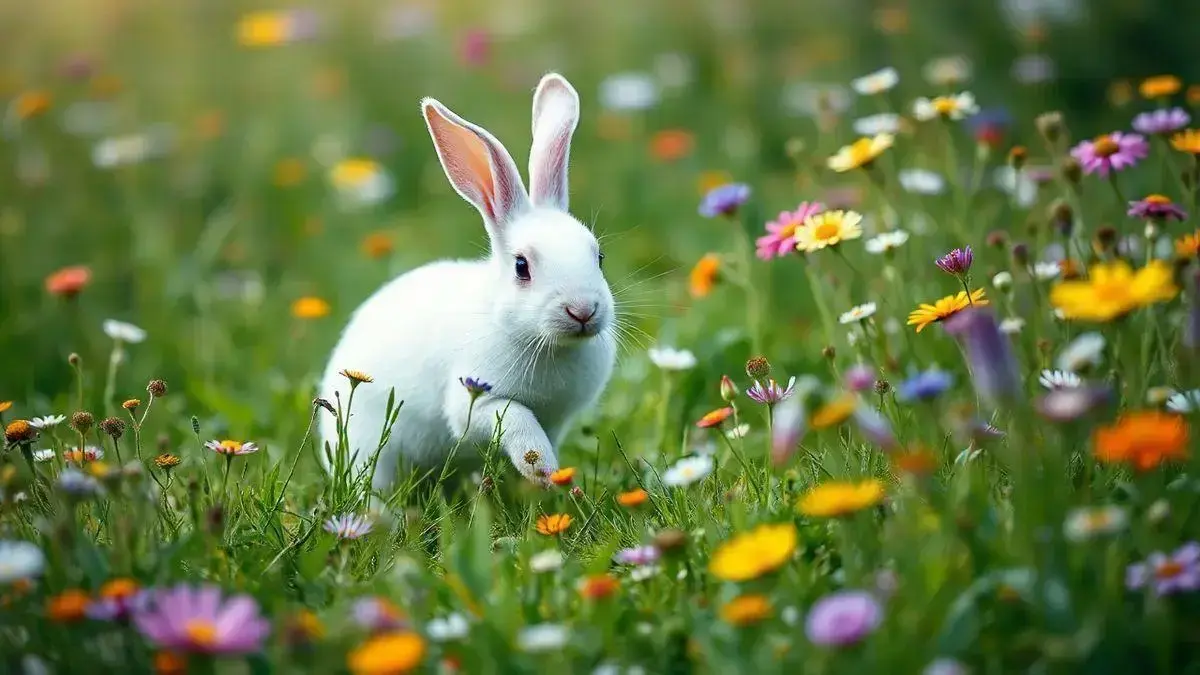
left=898, top=169, right=946, bottom=195
left=629, top=565, right=660, bottom=582
left=29, top=415, right=66, bottom=430
left=992, top=271, right=1013, bottom=290
left=912, top=92, right=978, bottom=121
left=426, top=613, right=469, bottom=642
left=0, top=540, right=45, bottom=584
left=518, top=623, right=570, bottom=652
left=999, top=317, right=1025, bottom=334
left=102, top=320, right=147, bottom=344
left=1033, top=262, right=1061, bottom=280
left=1056, top=332, right=1105, bottom=373
left=852, top=113, right=902, bottom=136
left=1167, top=389, right=1200, bottom=413
left=922, top=55, right=972, bottom=86
left=662, top=455, right=713, bottom=487
left=1039, top=369, right=1081, bottom=390
left=647, top=346, right=696, bottom=371
left=599, top=73, right=659, bottom=112
left=32, top=449, right=55, bottom=463
left=725, top=423, right=751, bottom=440
left=1063, top=506, right=1127, bottom=543
left=864, top=230, right=910, bottom=254
left=839, top=302, right=878, bottom=324
left=851, top=67, right=900, bottom=95
left=529, top=549, right=564, bottom=574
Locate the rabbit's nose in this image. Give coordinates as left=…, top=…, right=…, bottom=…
left=564, top=302, right=598, bottom=326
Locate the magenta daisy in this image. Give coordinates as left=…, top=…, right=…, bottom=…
left=1069, top=132, right=1148, bottom=176
left=1127, top=194, right=1188, bottom=222
left=746, top=376, right=798, bottom=405
left=1132, top=108, right=1191, bottom=136
left=1126, top=542, right=1200, bottom=596
left=133, top=584, right=270, bottom=655
left=323, top=513, right=374, bottom=540
left=756, top=201, right=825, bottom=260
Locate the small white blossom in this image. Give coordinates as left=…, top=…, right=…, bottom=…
left=898, top=169, right=946, bottom=195
left=1039, top=369, right=1081, bottom=390
left=647, top=346, right=696, bottom=371
left=1056, top=332, right=1106, bottom=373
left=999, top=317, right=1025, bottom=334
left=1167, top=389, right=1200, bottom=413
left=725, top=424, right=750, bottom=440
left=922, top=55, right=972, bottom=86
left=31, top=449, right=55, bottom=463
left=426, top=613, right=469, bottom=642
left=851, top=67, right=900, bottom=95
left=517, top=623, right=570, bottom=652
left=852, top=113, right=902, bottom=136
left=599, top=73, right=659, bottom=112
left=1033, top=262, right=1061, bottom=280
left=662, top=455, right=713, bottom=487
left=992, top=271, right=1013, bottom=291
left=529, top=549, right=564, bottom=574
left=839, top=302, right=877, bottom=324
left=102, top=320, right=147, bottom=344
left=1063, top=506, right=1127, bottom=542
left=912, top=91, right=978, bottom=121
left=0, top=540, right=45, bottom=584
left=630, top=565, right=660, bottom=582
left=29, top=415, right=66, bottom=430
left=864, top=230, right=910, bottom=255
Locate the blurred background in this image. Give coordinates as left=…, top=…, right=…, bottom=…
left=1, top=0, right=1197, bottom=434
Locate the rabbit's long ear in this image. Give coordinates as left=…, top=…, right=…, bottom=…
left=528, top=73, right=580, bottom=211
left=422, top=98, right=529, bottom=239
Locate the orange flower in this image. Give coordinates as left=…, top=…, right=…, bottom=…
left=1176, top=230, right=1200, bottom=259
left=14, top=91, right=51, bottom=120
left=292, top=296, right=331, bottom=319
left=361, top=231, right=395, bottom=260
left=892, top=447, right=937, bottom=476
left=45, top=266, right=91, bottom=298
left=649, top=129, right=694, bottom=162
left=689, top=254, right=720, bottom=298
left=1140, top=75, right=1182, bottom=99
left=579, top=574, right=620, bottom=600
left=549, top=467, right=575, bottom=486
left=46, top=589, right=90, bottom=622
left=154, top=652, right=187, bottom=675
left=1189, top=85, right=1200, bottom=107
left=696, top=407, right=734, bottom=428
left=99, top=577, right=139, bottom=602
left=0, top=401, right=11, bottom=413
left=535, top=513, right=572, bottom=536
left=1094, top=411, right=1189, bottom=471
left=616, top=488, right=648, bottom=507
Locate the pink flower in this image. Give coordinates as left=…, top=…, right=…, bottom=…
left=1069, top=132, right=1148, bottom=176
left=458, top=29, right=491, bottom=67
left=756, top=202, right=825, bottom=260
left=133, top=584, right=270, bottom=655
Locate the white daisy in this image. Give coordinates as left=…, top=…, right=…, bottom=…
left=898, top=169, right=946, bottom=195
left=1063, top=506, right=1127, bottom=543
left=0, top=540, right=45, bottom=584
left=912, top=92, right=979, bottom=121
left=529, top=549, right=564, bottom=574
left=1033, top=261, right=1061, bottom=280
left=91, top=125, right=174, bottom=169
left=662, top=455, right=713, bottom=487
left=864, top=230, right=910, bottom=254
left=1167, top=389, right=1200, bottom=413
left=31, top=449, right=55, bottom=463
left=29, top=415, right=66, bottom=430
left=1056, top=332, right=1106, bottom=373
left=598, top=73, right=659, bottom=112
left=426, top=613, right=469, bottom=642
left=330, top=159, right=393, bottom=208
left=518, top=623, right=570, bottom=652
left=852, top=113, right=902, bottom=136
left=725, top=423, right=751, bottom=440
left=992, top=271, right=1013, bottom=291
left=999, top=317, right=1025, bottom=334
left=839, top=302, right=878, bottom=324
left=1039, top=369, right=1081, bottom=390
left=629, top=565, right=660, bottom=582
left=102, top=320, right=147, bottom=344
left=922, top=55, right=973, bottom=86
left=647, top=346, right=697, bottom=371
left=851, top=67, right=900, bottom=95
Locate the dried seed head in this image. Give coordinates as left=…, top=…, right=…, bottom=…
left=313, top=398, right=335, bottom=415
left=480, top=475, right=495, bottom=493
left=4, top=420, right=36, bottom=445
left=1095, top=226, right=1118, bottom=252
left=745, top=356, right=771, bottom=380
left=99, top=416, right=125, bottom=439
left=1010, top=242, right=1030, bottom=267
left=523, top=450, right=541, bottom=466
left=1035, top=111, right=1063, bottom=143
left=873, top=379, right=892, bottom=396
left=1007, top=145, right=1028, bottom=170
left=1049, top=199, right=1074, bottom=236
left=70, top=411, right=94, bottom=434
left=653, top=528, right=688, bottom=553
left=821, top=345, right=837, bottom=360
left=122, top=399, right=141, bottom=411
left=1060, top=157, right=1082, bottom=185
left=146, top=379, right=168, bottom=397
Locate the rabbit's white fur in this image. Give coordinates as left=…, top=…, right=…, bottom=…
left=318, top=73, right=615, bottom=491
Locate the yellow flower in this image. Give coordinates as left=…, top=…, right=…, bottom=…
left=827, top=134, right=893, bottom=172
left=536, top=513, right=572, bottom=535
left=797, top=479, right=885, bottom=517
left=795, top=210, right=863, bottom=253
left=720, top=594, right=772, bottom=625
left=1049, top=260, right=1178, bottom=322
left=340, top=369, right=374, bottom=385
left=689, top=254, right=721, bottom=298
left=347, top=631, right=425, bottom=675
left=709, top=523, right=796, bottom=582
left=292, top=296, right=331, bottom=319
left=154, top=453, right=181, bottom=469
left=237, top=12, right=291, bottom=48
left=810, top=393, right=857, bottom=429
left=13, top=91, right=51, bottom=120
left=907, top=289, right=988, bottom=332
left=332, top=158, right=384, bottom=189
left=0, top=401, right=11, bottom=413
left=1140, top=75, right=1182, bottom=99
left=1176, top=230, right=1200, bottom=260
left=1171, top=129, right=1200, bottom=155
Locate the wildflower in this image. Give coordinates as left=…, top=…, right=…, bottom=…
left=1171, top=129, right=1200, bottom=154
left=756, top=202, right=826, bottom=259
left=599, top=72, right=658, bottom=111
left=616, top=488, right=648, bottom=507
left=1050, top=260, right=1178, bottom=322
left=745, top=356, right=771, bottom=379
left=718, top=375, right=739, bottom=402
left=721, top=594, right=772, bottom=626
left=426, top=614, right=469, bottom=642
left=810, top=394, right=857, bottom=429
left=649, top=129, right=694, bottom=162
left=44, top=265, right=91, bottom=298
left=696, top=407, right=733, bottom=429
left=851, top=67, right=899, bottom=95
left=535, top=513, right=572, bottom=536
left=31, top=449, right=55, bottom=462
left=352, top=597, right=407, bottom=633
left=529, top=549, right=564, bottom=573
left=146, top=379, right=167, bottom=399
left=912, top=92, right=979, bottom=121
left=662, top=455, right=714, bottom=487
left=4, top=420, right=36, bottom=445
left=898, top=169, right=946, bottom=195
left=892, top=447, right=938, bottom=476
left=237, top=11, right=296, bottom=47
left=154, top=454, right=181, bottom=470
left=1177, top=231, right=1200, bottom=259
left=1063, top=506, right=1128, bottom=542
left=1039, top=369, right=1082, bottom=391
left=47, top=590, right=91, bottom=622
left=839, top=303, right=877, bottom=325
left=689, top=254, right=721, bottom=298
left=0, top=401, right=10, bottom=414
left=1094, top=411, right=1189, bottom=471
left=579, top=574, right=620, bottom=600
left=1127, top=542, right=1200, bottom=596
left=341, top=369, right=374, bottom=385
left=798, top=479, right=884, bottom=517
left=99, top=416, right=125, bottom=440
left=517, top=624, right=570, bottom=652
left=897, top=369, right=953, bottom=402
left=1056, top=332, right=1106, bottom=373
left=709, top=523, right=797, bottom=581
left=1133, top=108, right=1190, bottom=136
left=12, top=90, right=51, bottom=119
left=945, top=309, right=1020, bottom=406
left=456, top=377, right=492, bottom=400
left=805, top=591, right=883, bottom=646
left=698, top=183, right=751, bottom=218
left=999, top=317, right=1025, bottom=334
left=330, top=159, right=394, bottom=207
left=907, top=289, right=988, bottom=332
left=87, top=578, right=144, bottom=621
left=614, top=546, right=660, bottom=566
left=204, top=440, right=260, bottom=457
left=1167, top=389, right=1200, bottom=413
left=28, top=415, right=65, bottom=430
left=746, top=377, right=797, bottom=406
left=967, top=108, right=1012, bottom=148
left=853, top=406, right=898, bottom=449
left=1128, top=194, right=1188, bottom=222
left=122, top=399, right=141, bottom=413
left=922, top=55, right=971, bottom=86
left=648, top=346, right=697, bottom=371
left=324, top=514, right=374, bottom=540
left=935, top=246, right=973, bottom=277
left=361, top=231, right=395, bottom=259
left=133, top=584, right=269, bottom=654
left=795, top=210, right=864, bottom=253
left=57, top=468, right=102, bottom=498
left=852, top=113, right=902, bottom=136
left=1140, top=75, right=1182, bottom=99
left=0, top=540, right=44, bottom=584
left=292, top=296, right=331, bottom=319
left=827, top=134, right=893, bottom=172
left=347, top=631, right=426, bottom=674
left=864, top=230, right=910, bottom=255
left=1070, top=132, right=1148, bottom=176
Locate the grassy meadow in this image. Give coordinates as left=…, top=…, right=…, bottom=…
left=4, top=0, right=1200, bottom=672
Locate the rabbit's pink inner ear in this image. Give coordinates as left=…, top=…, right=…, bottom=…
left=424, top=103, right=499, bottom=221
left=529, top=74, right=579, bottom=211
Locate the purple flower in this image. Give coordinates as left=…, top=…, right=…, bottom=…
left=746, top=377, right=797, bottom=405
left=699, top=183, right=751, bottom=218
left=1132, top=108, right=1191, bottom=135
left=324, top=513, right=374, bottom=540
left=1128, top=194, right=1188, bottom=222
left=844, top=364, right=877, bottom=393
left=613, top=545, right=661, bottom=566
left=770, top=395, right=806, bottom=466
left=1035, top=385, right=1111, bottom=422
left=133, top=584, right=270, bottom=655
left=805, top=590, right=883, bottom=646
left=87, top=586, right=149, bottom=622
left=1070, top=132, right=1148, bottom=176
left=351, top=596, right=408, bottom=633
left=935, top=246, right=974, bottom=277
left=459, top=377, right=492, bottom=399
left=944, top=308, right=1020, bottom=406
left=1127, top=542, right=1200, bottom=596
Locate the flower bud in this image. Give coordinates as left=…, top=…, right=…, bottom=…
left=1007, top=145, right=1027, bottom=170
left=1060, top=157, right=1082, bottom=186
left=719, top=375, right=738, bottom=402
left=1035, top=111, right=1063, bottom=144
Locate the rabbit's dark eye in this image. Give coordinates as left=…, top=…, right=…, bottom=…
left=598, top=251, right=605, bottom=268
left=514, top=254, right=531, bottom=281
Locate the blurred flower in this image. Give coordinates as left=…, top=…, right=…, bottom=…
left=688, top=254, right=721, bottom=298
left=579, top=574, right=620, bottom=601
left=360, top=231, right=395, bottom=260
left=695, top=408, right=733, bottom=429
left=378, top=4, right=434, bottom=41
left=924, top=658, right=970, bottom=675
left=805, top=590, right=883, bottom=646
left=352, top=597, right=406, bottom=633
left=853, top=113, right=902, bottom=136
left=922, top=56, right=971, bottom=86
left=134, top=584, right=269, bottom=654
left=746, top=378, right=797, bottom=406
left=29, top=415, right=65, bottom=430
left=57, top=468, right=102, bottom=498
left=614, top=546, right=660, bottom=566
left=292, top=296, right=331, bottom=319
left=898, top=169, right=946, bottom=195
left=205, top=440, right=259, bottom=457
left=1063, top=506, right=1127, bottom=542
left=347, top=631, right=425, bottom=674
left=536, top=514, right=572, bottom=536
left=324, top=514, right=374, bottom=540
left=935, top=246, right=973, bottom=277
left=967, top=108, right=1012, bottom=148
left=662, top=455, right=714, bottom=487
left=720, top=594, right=772, bottom=626
left=1094, top=411, right=1189, bottom=471
left=31, top=449, right=54, bottom=462
left=548, top=468, right=575, bottom=486
left=63, top=446, right=103, bottom=464
left=0, top=540, right=44, bottom=584
left=798, top=479, right=884, bottom=517
left=1140, top=75, right=1182, bottom=99
left=103, top=320, right=146, bottom=344
left=993, top=166, right=1039, bottom=208
left=840, top=302, right=877, bottom=324
left=1133, top=108, right=1190, bottom=136
left=1129, top=194, right=1187, bottom=222
left=616, top=488, right=648, bottom=507
left=11, top=90, right=51, bottom=120
left=827, top=134, right=893, bottom=172
left=654, top=52, right=693, bottom=89
left=649, top=129, right=694, bottom=162
left=810, top=393, right=857, bottom=429
left=426, top=614, right=469, bottom=642
left=457, top=29, right=490, bottom=67
left=757, top=202, right=825, bottom=259
left=1167, top=389, right=1200, bottom=413
left=796, top=210, right=863, bottom=252
left=599, top=73, right=659, bottom=112
left=851, top=67, right=899, bottom=95
left=87, top=578, right=144, bottom=622
left=845, top=365, right=877, bottom=392
left=945, top=309, right=1020, bottom=406
left=852, top=406, right=897, bottom=449
left=648, top=346, right=696, bottom=371
left=897, top=369, right=953, bottom=402
left=92, top=126, right=174, bottom=168
left=771, top=395, right=807, bottom=464
left=1011, top=54, right=1056, bottom=84
left=1057, top=332, right=1106, bottom=372
left=725, top=423, right=751, bottom=439
left=1050, top=260, right=1177, bottom=322
left=517, top=624, right=569, bottom=652
left=1176, top=231, right=1200, bottom=259
left=709, top=523, right=796, bottom=582
left=47, top=590, right=91, bottom=622
left=1070, top=133, right=1148, bottom=176
left=529, top=549, right=564, bottom=573
left=865, top=230, right=909, bottom=255
left=1039, top=370, right=1081, bottom=390
left=1171, top=129, right=1200, bottom=154
left=907, top=289, right=988, bottom=332
left=331, top=159, right=393, bottom=207
left=45, top=266, right=91, bottom=298
left=699, top=183, right=751, bottom=218
left=892, top=447, right=938, bottom=476
left=0, top=401, right=10, bottom=413
left=782, top=82, right=850, bottom=117
left=1127, top=542, right=1200, bottom=596
left=912, top=92, right=978, bottom=121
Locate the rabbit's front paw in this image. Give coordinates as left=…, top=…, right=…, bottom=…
left=514, top=448, right=558, bottom=488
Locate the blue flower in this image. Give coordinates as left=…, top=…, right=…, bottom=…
left=459, top=376, right=492, bottom=399
left=698, top=183, right=751, bottom=218
left=897, top=369, right=953, bottom=402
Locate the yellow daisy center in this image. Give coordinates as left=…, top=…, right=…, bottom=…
left=332, top=159, right=380, bottom=188
left=185, top=620, right=219, bottom=648
left=932, top=97, right=957, bottom=115
left=1145, top=194, right=1172, bottom=205
left=814, top=221, right=841, bottom=241
left=1092, top=135, right=1120, bottom=158
left=219, top=440, right=242, bottom=453
left=1156, top=561, right=1184, bottom=580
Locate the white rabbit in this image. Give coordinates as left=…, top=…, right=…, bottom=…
left=318, top=73, right=616, bottom=491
